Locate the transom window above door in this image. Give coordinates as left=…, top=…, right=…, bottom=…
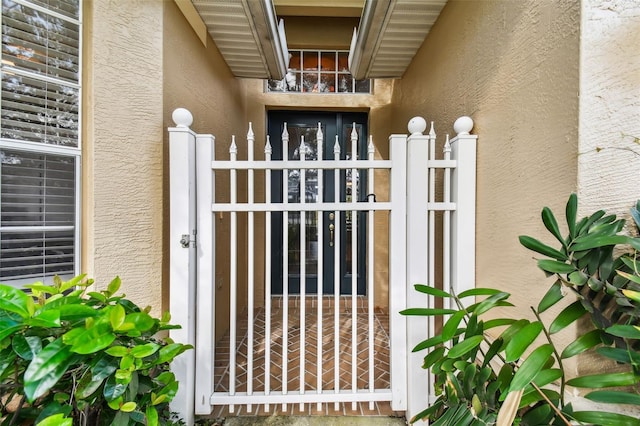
left=266, top=50, right=371, bottom=94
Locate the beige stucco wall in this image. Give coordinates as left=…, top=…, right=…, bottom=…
left=83, top=0, right=165, bottom=313
left=578, top=0, right=640, bottom=220
left=576, top=0, right=640, bottom=375
left=390, top=0, right=580, bottom=356
left=162, top=0, right=246, bottom=337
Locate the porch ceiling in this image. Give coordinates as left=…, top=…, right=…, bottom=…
left=189, top=0, right=448, bottom=80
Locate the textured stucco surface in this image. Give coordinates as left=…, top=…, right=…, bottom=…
left=578, top=0, right=640, bottom=220
left=576, top=0, right=640, bottom=376
left=163, top=0, right=246, bottom=336
left=390, top=0, right=580, bottom=352
left=83, top=0, right=164, bottom=313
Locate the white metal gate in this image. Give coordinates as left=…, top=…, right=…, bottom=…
left=168, top=109, right=477, bottom=424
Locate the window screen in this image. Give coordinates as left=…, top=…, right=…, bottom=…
left=0, top=0, right=80, bottom=285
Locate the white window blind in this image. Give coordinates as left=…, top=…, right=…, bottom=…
left=0, top=0, right=80, bottom=285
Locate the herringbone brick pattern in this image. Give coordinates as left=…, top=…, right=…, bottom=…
left=210, top=296, right=400, bottom=417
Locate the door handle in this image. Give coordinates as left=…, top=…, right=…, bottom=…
left=329, top=223, right=335, bottom=246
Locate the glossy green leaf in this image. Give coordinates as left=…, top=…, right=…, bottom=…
left=561, top=329, right=602, bottom=359
left=508, top=344, right=553, bottom=392
left=566, top=193, right=577, bottom=238
left=537, top=259, right=575, bottom=274
left=124, top=312, right=155, bottom=332
left=498, top=319, right=530, bottom=346
left=120, top=401, right=136, bottom=412
left=27, top=309, right=61, bottom=328
left=12, top=335, right=42, bottom=360
left=571, top=235, right=630, bottom=251
left=111, top=411, right=130, bottom=426
left=567, top=372, right=640, bottom=388
left=76, top=372, right=105, bottom=399
left=619, top=272, right=640, bottom=287
left=120, top=355, right=134, bottom=371
left=88, top=292, right=107, bottom=302
left=0, top=321, right=23, bottom=342
left=0, top=349, right=17, bottom=378
left=106, top=345, right=129, bottom=357
left=441, top=310, right=466, bottom=341
left=400, top=308, right=457, bottom=316
left=58, top=274, right=87, bottom=293
left=91, top=353, right=118, bottom=381
left=537, top=280, right=564, bottom=313
left=106, top=276, right=122, bottom=297
left=0, top=284, right=32, bottom=319
left=549, top=300, right=586, bottom=334
left=146, top=405, right=159, bottom=426
left=605, top=324, right=640, bottom=339
left=56, top=304, right=99, bottom=321
left=532, top=368, right=563, bottom=387
left=585, top=390, right=640, bottom=406
left=542, top=207, right=565, bottom=247
left=473, top=292, right=510, bottom=316
left=570, top=410, right=640, bottom=426
left=448, top=335, right=484, bottom=359
left=65, top=323, right=116, bottom=354
left=457, top=288, right=504, bottom=298
left=505, top=321, right=543, bottom=362
left=36, top=413, right=73, bottom=426
left=519, top=388, right=560, bottom=409
left=412, top=335, right=443, bottom=352
left=110, top=304, right=126, bottom=331
left=104, top=375, right=129, bottom=401
left=597, top=347, right=640, bottom=364
left=481, top=337, right=503, bottom=368
left=423, top=346, right=446, bottom=370
left=519, top=235, right=568, bottom=261
left=413, top=284, right=451, bottom=298
left=483, top=318, right=516, bottom=330
left=24, top=338, right=74, bottom=402
left=25, top=284, right=58, bottom=295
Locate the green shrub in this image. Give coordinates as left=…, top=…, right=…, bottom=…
left=402, top=195, right=640, bottom=425
left=0, top=275, right=192, bottom=426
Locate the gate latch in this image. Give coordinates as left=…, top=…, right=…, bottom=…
left=180, top=234, right=190, bottom=248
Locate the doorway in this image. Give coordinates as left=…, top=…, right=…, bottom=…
left=268, top=110, right=368, bottom=295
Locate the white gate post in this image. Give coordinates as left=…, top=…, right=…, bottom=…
left=195, top=133, right=216, bottom=414
left=450, top=117, right=477, bottom=301
left=405, top=117, right=430, bottom=422
left=389, top=132, right=407, bottom=411
left=168, top=108, right=197, bottom=425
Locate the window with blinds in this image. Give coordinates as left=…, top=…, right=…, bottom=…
left=0, top=0, right=80, bottom=285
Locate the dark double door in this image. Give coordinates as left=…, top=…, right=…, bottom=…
left=268, top=111, right=368, bottom=296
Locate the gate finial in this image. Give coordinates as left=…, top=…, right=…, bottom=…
left=407, top=116, right=427, bottom=136
left=172, top=108, right=193, bottom=128
left=453, top=116, right=474, bottom=135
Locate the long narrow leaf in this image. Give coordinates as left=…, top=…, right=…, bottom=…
left=585, top=390, right=640, bottom=406
left=504, top=321, right=543, bottom=362
left=458, top=288, right=504, bottom=298
left=538, top=280, right=564, bottom=313
left=566, top=193, right=577, bottom=238
left=400, top=308, right=457, bottom=316
left=473, top=292, right=510, bottom=316
left=570, top=411, right=640, bottom=426
left=561, top=329, right=602, bottom=359
left=549, top=300, right=587, bottom=334
left=413, top=284, right=451, bottom=298
left=597, top=347, right=640, bottom=364
left=542, top=207, right=566, bottom=247
left=519, top=235, right=568, bottom=261
left=566, top=372, right=640, bottom=388
left=605, top=324, right=640, bottom=339
left=571, top=235, right=630, bottom=251
left=448, top=335, right=484, bottom=359
left=442, top=310, right=466, bottom=341
left=508, top=344, right=553, bottom=392
left=537, top=259, right=575, bottom=274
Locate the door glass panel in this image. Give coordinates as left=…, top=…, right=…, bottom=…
left=285, top=124, right=321, bottom=278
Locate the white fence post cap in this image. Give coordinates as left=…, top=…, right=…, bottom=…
left=408, top=116, right=427, bottom=136
left=453, top=116, right=474, bottom=135
left=173, top=108, right=193, bottom=128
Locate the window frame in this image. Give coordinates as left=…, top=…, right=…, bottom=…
left=0, top=0, right=82, bottom=286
